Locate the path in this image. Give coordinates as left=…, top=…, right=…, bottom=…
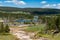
left=10, top=27, right=50, bottom=40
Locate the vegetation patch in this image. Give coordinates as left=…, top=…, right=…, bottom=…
left=24, top=24, right=46, bottom=32
left=0, top=34, right=19, bottom=40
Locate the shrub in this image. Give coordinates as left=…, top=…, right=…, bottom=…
left=4, top=24, right=10, bottom=33
left=0, top=22, right=4, bottom=33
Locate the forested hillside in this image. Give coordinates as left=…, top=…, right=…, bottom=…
left=0, top=6, right=60, bottom=15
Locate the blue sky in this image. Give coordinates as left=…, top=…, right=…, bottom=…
left=0, top=0, right=60, bottom=9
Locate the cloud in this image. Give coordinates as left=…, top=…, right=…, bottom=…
left=41, top=3, right=60, bottom=9
left=40, top=1, right=60, bottom=9
left=13, top=0, right=26, bottom=5
left=57, top=3, right=60, bottom=6
left=0, top=2, right=3, bottom=6
left=41, top=1, right=47, bottom=4
left=4, top=1, right=13, bottom=3
left=0, top=1, right=3, bottom=6
left=15, top=1, right=26, bottom=5
left=42, top=3, right=58, bottom=8
left=4, top=0, right=26, bottom=5
left=19, top=1, right=26, bottom=5
left=56, top=3, right=60, bottom=9
left=0, top=4, right=3, bottom=6
left=52, top=4, right=56, bottom=7
left=42, top=4, right=50, bottom=8
left=52, top=3, right=60, bottom=9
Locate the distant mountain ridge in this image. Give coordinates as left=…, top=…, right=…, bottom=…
left=0, top=6, right=60, bottom=15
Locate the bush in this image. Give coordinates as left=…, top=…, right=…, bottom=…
left=45, top=16, right=60, bottom=34
left=4, top=24, right=10, bottom=33
left=0, top=22, right=4, bottom=33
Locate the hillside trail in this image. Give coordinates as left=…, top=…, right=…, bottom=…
left=10, top=27, right=50, bottom=40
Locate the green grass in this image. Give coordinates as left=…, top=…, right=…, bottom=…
left=37, top=33, right=60, bottom=40
left=52, top=33, right=60, bottom=40
left=25, top=24, right=46, bottom=32
left=0, top=33, right=19, bottom=40
left=43, top=33, right=60, bottom=40
left=24, top=24, right=60, bottom=40
left=34, top=33, right=60, bottom=40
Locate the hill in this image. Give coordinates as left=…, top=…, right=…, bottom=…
left=0, top=6, right=60, bottom=15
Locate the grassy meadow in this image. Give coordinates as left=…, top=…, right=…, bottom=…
left=24, top=24, right=46, bottom=32
left=24, top=24, right=60, bottom=40
left=0, top=34, right=19, bottom=40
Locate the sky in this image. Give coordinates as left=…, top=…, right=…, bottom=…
left=0, top=0, right=60, bottom=9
